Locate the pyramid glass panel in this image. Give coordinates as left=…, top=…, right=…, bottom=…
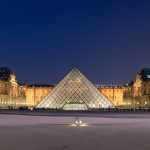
left=36, top=68, right=115, bottom=110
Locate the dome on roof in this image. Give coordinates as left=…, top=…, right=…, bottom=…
left=0, top=67, right=13, bottom=81
left=140, top=68, right=150, bottom=81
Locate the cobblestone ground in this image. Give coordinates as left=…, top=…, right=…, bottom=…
left=0, top=114, right=150, bottom=150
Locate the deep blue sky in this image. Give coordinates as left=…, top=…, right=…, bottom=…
left=0, top=0, right=150, bottom=85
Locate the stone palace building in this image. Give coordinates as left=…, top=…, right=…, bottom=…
left=0, top=67, right=150, bottom=109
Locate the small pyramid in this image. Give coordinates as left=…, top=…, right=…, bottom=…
left=36, top=68, right=114, bottom=110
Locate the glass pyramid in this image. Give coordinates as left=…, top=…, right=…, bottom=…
left=36, top=68, right=114, bottom=110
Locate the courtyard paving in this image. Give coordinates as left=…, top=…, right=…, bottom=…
left=0, top=113, right=150, bottom=150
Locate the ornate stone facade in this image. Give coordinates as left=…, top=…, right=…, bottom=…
left=124, top=68, right=150, bottom=108
left=25, top=84, right=54, bottom=107
left=98, top=85, right=124, bottom=107
left=0, top=67, right=25, bottom=108
left=0, top=67, right=54, bottom=108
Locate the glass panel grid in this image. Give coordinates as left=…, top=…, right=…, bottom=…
left=36, top=68, right=114, bottom=109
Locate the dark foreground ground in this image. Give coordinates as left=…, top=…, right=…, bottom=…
left=0, top=111, right=150, bottom=150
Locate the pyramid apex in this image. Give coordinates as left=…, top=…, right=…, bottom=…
left=73, top=66, right=78, bottom=69
left=72, top=66, right=80, bottom=71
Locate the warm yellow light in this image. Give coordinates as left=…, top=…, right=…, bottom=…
left=69, top=123, right=89, bottom=127
left=145, top=101, right=148, bottom=105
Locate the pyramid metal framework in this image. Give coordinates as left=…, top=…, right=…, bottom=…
left=36, top=68, right=114, bottom=110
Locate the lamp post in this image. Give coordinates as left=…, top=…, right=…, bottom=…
left=128, top=102, right=131, bottom=111
left=137, top=102, right=140, bottom=111
left=145, top=101, right=148, bottom=111
left=134, top=101, right=139, bottom=112
left=124, top=102, right=126, bottom=111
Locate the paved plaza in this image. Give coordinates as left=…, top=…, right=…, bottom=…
left=0, top=113, right=150, bottom=150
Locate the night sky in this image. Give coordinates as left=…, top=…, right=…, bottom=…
left=0, top=0, right=150, bottom=85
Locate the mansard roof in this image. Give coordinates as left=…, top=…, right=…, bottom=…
left=28, top=84, right=54, bottom=87
left=0, top=67, right=13, bottom=81
left=140, top=68, right=150, bottom=81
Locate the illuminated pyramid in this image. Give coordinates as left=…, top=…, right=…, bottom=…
left=36, top=68, right=114, bottom=110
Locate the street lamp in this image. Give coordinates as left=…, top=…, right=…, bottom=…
left=128, top=102, right=131, bottom=111
left=134, top=101, right=139, bottom=112
left=145, top=101, right=148, bottom=111
left=136, top=102, right=139, bottom=109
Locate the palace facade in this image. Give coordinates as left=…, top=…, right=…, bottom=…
left=0, top=67, right=53, bottom=108
left=0, top=67, right=150, bottom=109
left=98, top=85, right=124, bottom=107
left=123, top=68, right=150, bottom=108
